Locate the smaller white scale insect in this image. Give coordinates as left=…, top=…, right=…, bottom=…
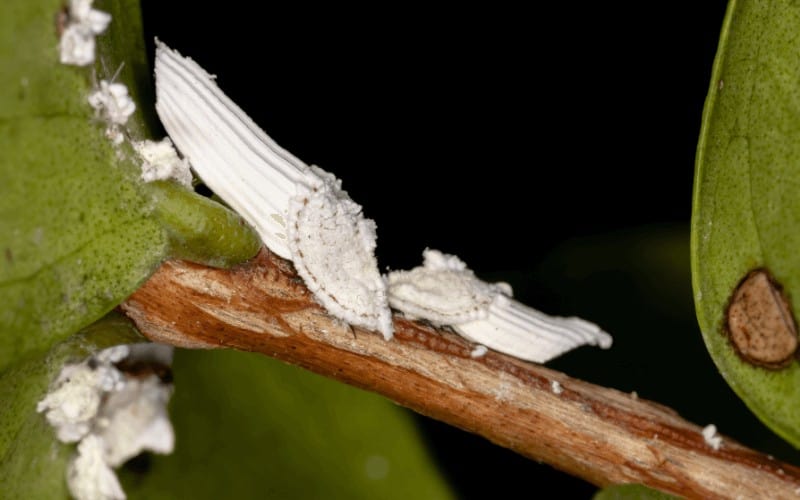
left=387, top=249, right=612, bottom=363
left=154, top=41, right=612, bottom=363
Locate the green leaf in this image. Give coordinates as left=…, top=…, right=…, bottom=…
left=120, top=349, right=454, bottom=500
left=691, top=0, right=800, bottom=447
left=2, top=2, right=449, bottom=498
left=0, top=313, right=144, bottom=499
left=0, top=0, right=260, bottom=372
left=594, top=484, right=678, bottom=500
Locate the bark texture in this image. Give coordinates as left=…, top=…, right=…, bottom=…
left=121, top=250, right=800, bottom=499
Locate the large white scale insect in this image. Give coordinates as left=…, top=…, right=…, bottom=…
left=154, top=41, right=612, bottom=363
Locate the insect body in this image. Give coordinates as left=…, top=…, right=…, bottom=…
left=387, top=249, right=612, bottom=363
left=154, top=41, right=392, bottom=339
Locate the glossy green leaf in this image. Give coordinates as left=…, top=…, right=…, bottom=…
left=120, top=349, right=454, bottom=500
left=2, top=2, right=450, bottom=498
left=691, top=0, right=800, bottom=446
left=0, top=313, right=144, bottom=499
left=594, top=484, right=678, bottom=500
left=0, top=0, right=260, bottom=372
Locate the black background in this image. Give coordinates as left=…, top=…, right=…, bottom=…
left=140, top=3, right=726, bottom=272
left=138, top=3, right=791, bottom=498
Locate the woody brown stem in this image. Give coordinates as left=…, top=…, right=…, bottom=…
left=121, top=249, right=800, bottom=499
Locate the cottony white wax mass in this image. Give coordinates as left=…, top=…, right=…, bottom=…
left=387, top=249, right=613, bottom=363
left=37, top=344, right=175, bottom=500
left=68, top=435, right=125, bottom=500
left=59, top=0, right=111, bottom=66
left=87, top=80, right=136, bottom=145
left=134, top=137, right=193, bottom=187
left=154, top=41, right=392, bottom=339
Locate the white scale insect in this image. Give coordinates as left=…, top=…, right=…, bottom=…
left=386, top=249, right=612, bottom=363
left=155, top=41, right=393, bottom=340
left=154, top=41, right=612, bottom=363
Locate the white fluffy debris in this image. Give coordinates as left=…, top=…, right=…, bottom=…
left=37, top=344, right=175, bottom=500
left=59, top=0, right=111, bottom=66
left=67, top=435, right=126, bottom=500
left=387, top=249, right=613, bottom=364
left=134, top=138, right=193, bottom=187
left=551, top=380, right=563, bottom=395
left=702, top=424, right=722, bottom=451
left=154, top=40, right=392, bottom=339
left=470, top=345, right=488, bottom=358
left=61, top=0, right=134, bottom=147
left=37, top=347, right=128, bottom=443
left=88, top=80, right=136, bottom=144
left=96, top=375, right=174, bottom=467
left=94, top=345, right=130, bottom=364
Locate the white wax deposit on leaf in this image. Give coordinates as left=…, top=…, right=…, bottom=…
left=470, top=345, right=488, bottom=358
left=88, top=81, right=135, bottom=126
left=59, top=0, right=111, bottom=66
left=87, top=80, right=135, bottom=144
left=38, top=344, right=175, bottom=500
left=97, top=375, right=175, bottom=467
left=36, top=351, right=126, bottom=442
left=134, top=138, right=193, bottom=187
left=68, top=435, right=126, bottom=500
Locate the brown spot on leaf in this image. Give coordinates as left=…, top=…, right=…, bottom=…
left=725, top=269, right=798, bottom=369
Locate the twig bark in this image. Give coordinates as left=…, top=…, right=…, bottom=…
left=121, top=249, right=800, bottom=499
